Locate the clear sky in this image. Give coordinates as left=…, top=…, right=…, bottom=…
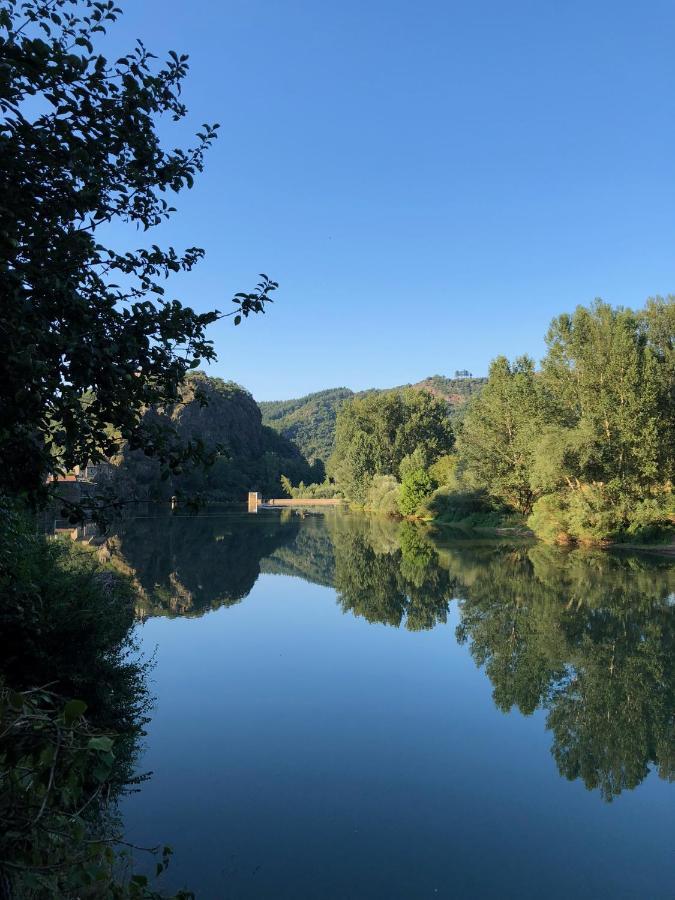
left=104, top=0, right=675, bottom=400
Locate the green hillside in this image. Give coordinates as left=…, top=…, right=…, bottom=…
left=259, top=387, right=354, bottom=463
left=260, top=376, right=486, bottom=465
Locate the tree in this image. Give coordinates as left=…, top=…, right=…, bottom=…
left=541, top=301, right=666, bottom=490
left=396, top=447, right=438, bottom=515
left=0, top=0, right=276, bottom=506
left=527, top=300, right=674, bottom=541
left=329, top=389, right=454, bottom=503
left=455, top=300, right=675, bottom=541
left=456, top=355, right=543, bottom=514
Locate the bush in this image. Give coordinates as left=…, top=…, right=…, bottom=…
left=0, top=505, right=147, bottom=736
left=0, top=502, right=189, bottom=897
left=529, top=485, right=675, bottom=545
left=0, top=685, right=191, bottom=899
left=418, top=485, right=518, bottom=528
left=428, top=454, right=459, bottom=488
left=527, top=494, right=572, bottom=543
left=365, top=475, right=401, bottom=516
left=528, top=487, right=622, bottom=544
left=398, top=469, right=435, bottom=517
left=621, top=493, right=675, bottom=542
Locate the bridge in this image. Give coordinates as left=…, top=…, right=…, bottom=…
left=248, top=492, right=343, bottom=512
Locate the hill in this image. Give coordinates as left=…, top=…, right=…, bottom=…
left=259, top=387, right=354, bottom=464
left=260, top=376, right=486, bottom=465
left=109, top=373, right=316, bottom=501
left=408, top=374, right=488, bottom=404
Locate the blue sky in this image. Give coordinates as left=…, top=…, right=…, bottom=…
left=105, top=0, right=674, bottom=400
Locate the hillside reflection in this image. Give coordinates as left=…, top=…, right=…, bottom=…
left=108, top=510, right=674, bottom=799
left=110, top=511, right=299, bottom=617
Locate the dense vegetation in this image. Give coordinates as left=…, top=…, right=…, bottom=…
left=260, top=388, right=354, bottom=464
left=0, top=503, right=189, bottom=897
left=0, top=0, right=275, bottom=511
left=457, top=298, right=674, bottom=543
left=327, top=388, right=455, bottom=505
left=293, top=298, right=673, bottom=545
left=404, top=374, right=488, bottom=405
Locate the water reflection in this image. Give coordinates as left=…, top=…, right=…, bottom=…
left=107, top=510, right=674, bottom=800
left=449, top=542, right=675, bottom=800
left=110, top=511, right=299, bottom=617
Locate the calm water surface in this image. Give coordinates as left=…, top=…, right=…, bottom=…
left=117, top=510, right=674, bottom=899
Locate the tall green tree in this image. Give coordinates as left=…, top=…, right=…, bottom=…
left=329, top=389, right=454, bottom=503
left=528, top=300, right=674, bottom=541
left=540, top=300, right=666, bottom=490
left=456, top=355, right=543, bottom=514
left=0, top=0, right=275, bottom=506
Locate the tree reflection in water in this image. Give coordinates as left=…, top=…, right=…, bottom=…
left=108, top=509, right=674, bottom=800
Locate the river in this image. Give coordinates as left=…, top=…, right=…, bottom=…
left=114, top=508, right=674, bottom=898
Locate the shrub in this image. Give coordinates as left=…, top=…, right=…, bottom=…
left=428, top=454, right=459, bottom=488
left=0, top=502, right=189, bottom=897
left=398, top=469, right=435, bottom=517
left=280, top=477, right=343, bottom=499
left=365, top=475, right=401, bottom=516
left=527, top=494, right=572, bottom=543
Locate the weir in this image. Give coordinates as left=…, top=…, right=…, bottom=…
left=248, top=492, right=342, bottom=512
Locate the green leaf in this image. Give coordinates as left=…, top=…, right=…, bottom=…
left=63, top=699, right=88, bottom=724
left=87, top=735, right=114, bottom=752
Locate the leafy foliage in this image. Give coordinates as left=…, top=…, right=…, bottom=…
left=456, top=355, right=544, bottom=514
left=0, top=501, right=188, bottom=897
left=0, top=686, right=192, bottom=899
left=456, top=299, right=675, bottom=542
left=260, top=378, right=486, bottom=472
left=328, top=389, right=454, bottom=504
left=0, top=0, right=275, bottom=506
left=0, top=503, right=147, bottom=738
left=364, top=474, right=400, bottom=516
left=408, top=374, right=488, bottom=407
left=279, top=475, right=342, bottom=500
left=394, top=448, right=434, bottom=515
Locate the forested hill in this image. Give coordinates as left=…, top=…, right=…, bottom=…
left=259, top=388, right=354, bottom=463
left=110, top=373, right=318, bottom=501
left=408, top=375, right=488, bottom=404
left=260, top=375, right=485, bottom=464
